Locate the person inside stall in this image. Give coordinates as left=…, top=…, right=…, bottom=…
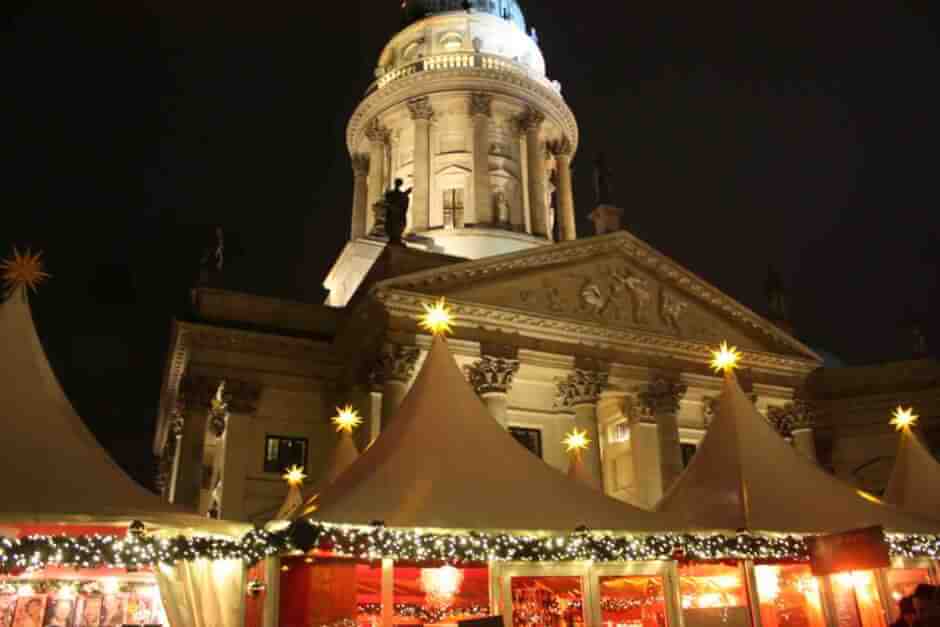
left=892, top=597, right=918, bottom=627
left=912, top=585, right=939, bottom=626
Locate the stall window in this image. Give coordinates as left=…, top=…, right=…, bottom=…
left=678, top=563, right=750, bottom=627
left=510, top=576, right=585, bottom=627
left=393, top=565, right=489, bottom=623
left=599, top=574, right=669, bottom=627
left=884, top=567, right=932, bottom=606
left=264, top=435, right=308, bottom=473
left=830, top=571, right=887, bottom=627
left=754, top=564, right=825, bottom=627
left=509, top=427, right=542, bottom=459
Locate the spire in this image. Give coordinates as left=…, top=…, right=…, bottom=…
left=656, top=356, right=935, bottom=533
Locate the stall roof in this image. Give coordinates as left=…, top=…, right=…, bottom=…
left=0, top=287, right=238, bottom=533
left=656, top=369, right=937, bottom=534
left=299, top=335, right=684, bottom=532
left=884, top=427, right=940, bottom=522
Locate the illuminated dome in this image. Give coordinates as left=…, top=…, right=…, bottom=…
left=403, top=0, right=527, bottom=32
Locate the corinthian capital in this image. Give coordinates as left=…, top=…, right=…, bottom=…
left=469, top=93, right=493, bottom=117
left=465, top=356, right=520, bottom=395
left=377, top=344, right=421, bottom=384
left=407, top=96, right=434, bottom=121
left=546, top=135, right=573, bottom=157
left=766, top=398, right=817, bottom=438
left=556, top=369, right=608, bottom=408
left=179, top=375, right=260, bottom=414
left=351, top=153, right=370, bottom=176
left=365, top=118, right=390, bottom=143
left=637, top=378, right=687, bottom=416
left=517, top=106, right=545, bottom=132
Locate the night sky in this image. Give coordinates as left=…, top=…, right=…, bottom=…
left=4, top=1, right=939, bottom=489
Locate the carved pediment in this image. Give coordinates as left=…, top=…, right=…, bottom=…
left=375, top=231, right=821, bottom=363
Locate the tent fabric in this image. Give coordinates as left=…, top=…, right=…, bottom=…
left=0, top=288, right=200, bottom=524
left=884, top=430, right=940, bottom=522
left=656, top=370, right=938, bottom=534
left=300, top=335, right=684, bottom=532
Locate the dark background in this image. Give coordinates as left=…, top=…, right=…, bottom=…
left=3, top=1, right=938, bottom=488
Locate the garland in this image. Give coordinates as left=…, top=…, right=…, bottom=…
left=2, top=523, right=939, bottom=574
left=357, top=603, right=489, bottom=622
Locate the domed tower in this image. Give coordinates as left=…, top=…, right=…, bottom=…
left=325, top=0, right=578, bottom=306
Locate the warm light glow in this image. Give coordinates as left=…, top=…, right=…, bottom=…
left=710, top=341, right=741, bottom=374
left=101, top=577, right=121, bottom=595
left=1, top=247, right=50, bottom=294
left=283, top=464, right=307, bottom=486
left=890, top=406, right=919, bottom=431
left=857, top=489, right=883, bottom=505
left=332, top=405, right=363, bottom=433
left=16, top=584, right=35, bottom=597
left=419, top=297, right=455, bottom=336
left=56, top=584, right=78, bottom=599
left=563, top=428, right=591, bottom=453
left=834, top=571, right=875, bottom=603
left=755, top=566, right=780, bottom=602
left=421, top=565, right=464, bottom=607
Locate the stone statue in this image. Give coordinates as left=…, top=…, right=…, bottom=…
left=593, top=152, right=613, bottom=205
left=383, top=178, right=411, bottom=245
left=494, top=190, right=510, bottom=225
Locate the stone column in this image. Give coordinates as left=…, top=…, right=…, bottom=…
left=548, top=136, right=576, bottom=241
left=365, top=119, right=389, bottom=231
left=350, top=154, right=370, bottom=239
left=628, top=410, right=662, bottom=507
left=470, top=93, right=493, bottom=224
left=465, top=355, right=520, bottom=428
left=556, top=369, right=608, bottom=490
left=174, top=407, right=209, bottom=509
left=637, top=377, right=688, bottom=500
left=515, top=125, right=529, bottom=232
left=518, top=106, right=548, bottom=236
left=407, top=97, right=434, bottom=232
left=377, top=344, right=421, bottom=428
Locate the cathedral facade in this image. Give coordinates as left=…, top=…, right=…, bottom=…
left=152, top=0, right=940, bottom=522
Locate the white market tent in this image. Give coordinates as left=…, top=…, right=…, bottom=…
left=299, top=335, right=686, bottom=532
left=884, top=426, right=940, bottom=522
left=656, top=368, right=937, bottom=534
left=0, top=286, right=241, bottom=535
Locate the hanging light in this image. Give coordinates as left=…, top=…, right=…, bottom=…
left=420, top=565, right=463, bottom=607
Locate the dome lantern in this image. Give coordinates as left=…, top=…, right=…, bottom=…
left=402, top=0, right=526, bottom=32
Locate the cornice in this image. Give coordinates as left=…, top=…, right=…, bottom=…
left=373, top=230, right=822, bottom=368
left=347, top=70, right=577, bottom=155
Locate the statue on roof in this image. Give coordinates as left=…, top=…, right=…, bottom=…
left=383, top=178, right=412, bottom=245
left=765, top=265, right=788, bottom=322
left=593, top=152, right=613, bottom=205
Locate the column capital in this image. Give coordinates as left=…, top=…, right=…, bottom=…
left=351, top=153, right=370, bottom=176
left=465, top=355, right=520, bottom=396
left=407, top=96, right=435, bottom=121
left=637, top=377, right=687, bottom=416
left=365, top=118, right=391, bottom=143
left=179, top=375, right=261, bottom=414
left=546, top=135, right=573, bottom=157
left=766, top=398, right=817, bottom=438
left=556, top=369, right=609, bottom=408
left=517, top=106, right=545, bottom=132
left=469, top=93, right=493, bottom=117
left=376, top=344, right=421, bottom=384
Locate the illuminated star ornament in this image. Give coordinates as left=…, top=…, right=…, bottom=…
left=710, top=341, right=742, bottom=374
left=419, top=297, right=454, bottom=336
left=890, top=406, right=919, bottom=432
left=332, top=405, right=364, bottom=433
left=282, top=465, right=307, bottom=486
left=563, top=428, right=591, bottom=453
left=1, top=247, right=50, bottom=294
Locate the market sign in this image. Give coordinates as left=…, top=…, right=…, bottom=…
left=805, top=526, right=890, bottom=576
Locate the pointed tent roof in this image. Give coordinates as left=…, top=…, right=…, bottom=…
left=299, top=335, right=684, bottom=532
left=656, top=370, right=937, bottom=534
left=0, top=288, right=199, bottom=526
left=884, top=428, right=940, bottom=522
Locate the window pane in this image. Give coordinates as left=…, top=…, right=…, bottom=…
left=754, top=564, right=825, bottom=627
left=510, top=576, right=584, bottom=627
left=509, top=427, right=542, bottom=459
left=679, top=563, right=750, bottom=627
left=393, top=565, right=489, bottom=623
left=599, top=574, right=668, bottom=627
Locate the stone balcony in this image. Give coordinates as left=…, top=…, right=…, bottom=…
left=366, top=52, right=561, bottom=96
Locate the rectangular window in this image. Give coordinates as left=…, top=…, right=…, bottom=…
left=508, top=427, right=542, bottom=459
left=263, top=435, right=308, bottom=474
left=442, top=188, right=464, bottom=228
left=608, top=420, right=630, bottom=444
left=681, top=442, right=698, bottom=468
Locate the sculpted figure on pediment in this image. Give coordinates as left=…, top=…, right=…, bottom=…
left=661, top=290, right=687, bottom=331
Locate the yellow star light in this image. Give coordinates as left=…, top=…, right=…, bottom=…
left=419, top=297, right=455, bottom=336
left=1, top=247, right=50, bottom=294
left=710, top=341, right=742, bottom=374
left=332, top=405, right=363, bottom=433
left=563, top=428, right=591, bottom=453
left=283, top=465, right=307, bottom=486
left=890, top=406, right=919, bottom=432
